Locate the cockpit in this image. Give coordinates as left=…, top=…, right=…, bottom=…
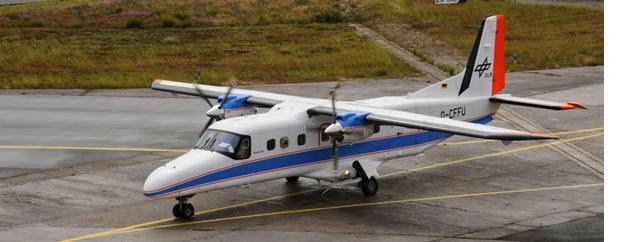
left=194, top=130, right=251, bottom=160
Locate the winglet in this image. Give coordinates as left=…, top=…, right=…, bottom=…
left=560, top=101, right=587, bottom=110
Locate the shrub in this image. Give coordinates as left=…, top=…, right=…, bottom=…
left=312, top=9, right=345, bottom=23
left=162, top=35, right=179, bottom=44
left=26, top=20, right=43, bottom=27
left=173, top=12, right=189, bottom=21
left=6, top=11, right=19, bottom=20
left=180, top=19, right=192, bottom=28
left=124, top=17, right=144, bottom=29
left=375, top=68, right=389, bottom=76
left=207, top=9, right=218, bottom=17
left=161, top=16, right=176, bottom=28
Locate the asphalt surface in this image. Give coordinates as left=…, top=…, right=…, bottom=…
left=0, top=66, right=603, bottom=241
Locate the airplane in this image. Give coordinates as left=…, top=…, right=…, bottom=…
left=143, top=15, right=586, bottom=219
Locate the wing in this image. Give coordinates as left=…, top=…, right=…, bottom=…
left=152, top=80, right=322, bottom=107
left=307, top=105, right=556, bottom=141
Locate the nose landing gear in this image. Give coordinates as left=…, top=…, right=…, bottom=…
left=173, top=196, right=194, bottom=219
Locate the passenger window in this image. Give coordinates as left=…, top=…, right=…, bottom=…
left=297, top=134, right=306, bottom=146
left=280, top=137, right=289, bottom=149
left=373, top=124, right=380, bottom=133
left=267, top=139, right=275, bottom=150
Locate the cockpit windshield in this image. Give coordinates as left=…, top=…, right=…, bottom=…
left=195, top=130, right=251, bottom=159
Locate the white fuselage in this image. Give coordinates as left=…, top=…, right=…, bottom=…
left=143, top=96, right=498, bottom=199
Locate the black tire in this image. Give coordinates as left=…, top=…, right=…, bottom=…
left=172, top=203, right=181, bottom=218
left=285, top=176, right=300, bottom=183
left=182, top=203, right=194, bottom=219
left=172, top=203, right=195, bottom=219
left=360, top=177, right=378, bottom=196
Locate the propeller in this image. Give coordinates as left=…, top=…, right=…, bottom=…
left=192, top=69, right=236, bottom=137
left=327, top=82, right=342, bottom=171
left=193, top=69, right=214, bottom=107
left=218, top=79, right=237, bottom=110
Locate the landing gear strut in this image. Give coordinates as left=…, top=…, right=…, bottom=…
left=353, top=161, right=378, bottom=196
left=172, top=196, right=194, bottom=219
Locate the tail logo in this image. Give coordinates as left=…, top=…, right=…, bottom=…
left=474, top=57, right=492, bottom=78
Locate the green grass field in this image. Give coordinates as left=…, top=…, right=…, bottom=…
left=0, top=24, right=418, bottom=88
left=0, top=0, right=418, bottom=89
left=353, top=0, right=603, bottom=71
left=0, top=0, right=603, bottom=89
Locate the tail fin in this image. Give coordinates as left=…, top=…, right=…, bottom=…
left=407, top=15, right=505, bottom=99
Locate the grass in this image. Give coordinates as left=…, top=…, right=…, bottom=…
left=0, top=0, right=418, bottom=89
left=352, top=0, right=603, bottom=71
left=0, top=0, right=603, bottom=89
left=0, top=0, right=349, bottom=28
left=0, top=24, right=418, bottom=89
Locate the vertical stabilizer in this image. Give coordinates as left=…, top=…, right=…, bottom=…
left=407, top=15, right=505, bottom=99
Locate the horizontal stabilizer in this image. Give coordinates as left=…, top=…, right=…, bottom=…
left=490, top=94, right=586, bottom=110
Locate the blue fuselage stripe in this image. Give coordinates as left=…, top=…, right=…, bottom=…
left=145, top=116, right=494, bottom=197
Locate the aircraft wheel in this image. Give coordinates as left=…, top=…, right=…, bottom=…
left=285, top=176, right=300, bottom=183
left=360, top=176, right=378, bottom=196
left=172, top=203, right=195, bottom=219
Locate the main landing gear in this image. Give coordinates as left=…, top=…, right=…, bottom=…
left=353, top=161, right=378, bottom=196
left=173, top=196, right=194, bottom=219
left=285, top=176, right=300, bottom=183
left=359, top=176, right=378, bottom=196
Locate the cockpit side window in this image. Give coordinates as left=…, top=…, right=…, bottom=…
left=195, top=130, right=251, bottom=160
left=236, top=137, right=251, bottom=160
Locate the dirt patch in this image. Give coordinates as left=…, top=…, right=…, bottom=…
left=515, top=0, right=603, bottom=9
left=368, top=22, right=466, bottom=75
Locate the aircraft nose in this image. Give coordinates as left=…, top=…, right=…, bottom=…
left=143, top=166, right=173, bottom=197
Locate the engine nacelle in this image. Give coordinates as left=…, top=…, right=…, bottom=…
left=206, top=94, right=257, bottom=119
left=337, top=124, right=375, bottom=144
left=325, top=112, right=374, bottom=144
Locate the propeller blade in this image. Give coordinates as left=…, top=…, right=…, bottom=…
left=329, top=86, right=339, bottom=171
left=332, top=137, right=338, bottom=171
left=199, top=117, right=215, bottom=137
left=193, top=82, right=214, bottom=107
left=218, top=80, right=237, bottom=109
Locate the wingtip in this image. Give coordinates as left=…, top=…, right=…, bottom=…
left=561, top=101, right=587, bottom=110
left=524, top=132, right=558, bottom=140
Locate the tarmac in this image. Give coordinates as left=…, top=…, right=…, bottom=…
left=0, top=65, right=603, bottom=241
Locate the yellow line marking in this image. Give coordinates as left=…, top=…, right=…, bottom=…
left=83, top=183, right=605, bottom=238
left=3, top=127, right=602, bottom=152
left=59, top=190, right=315, bottom=242
left=61, top=132, right=603, bottom=242
left=0, top=145, right=189, bottom=153
left=551, top=127, right=604, bottom=135
left=439, top=127, right=603, bottom=146
left=384, top=132, right=604, bottom=177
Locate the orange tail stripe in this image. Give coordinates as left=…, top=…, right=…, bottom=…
left=492, top=15, right=506, bottom=96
